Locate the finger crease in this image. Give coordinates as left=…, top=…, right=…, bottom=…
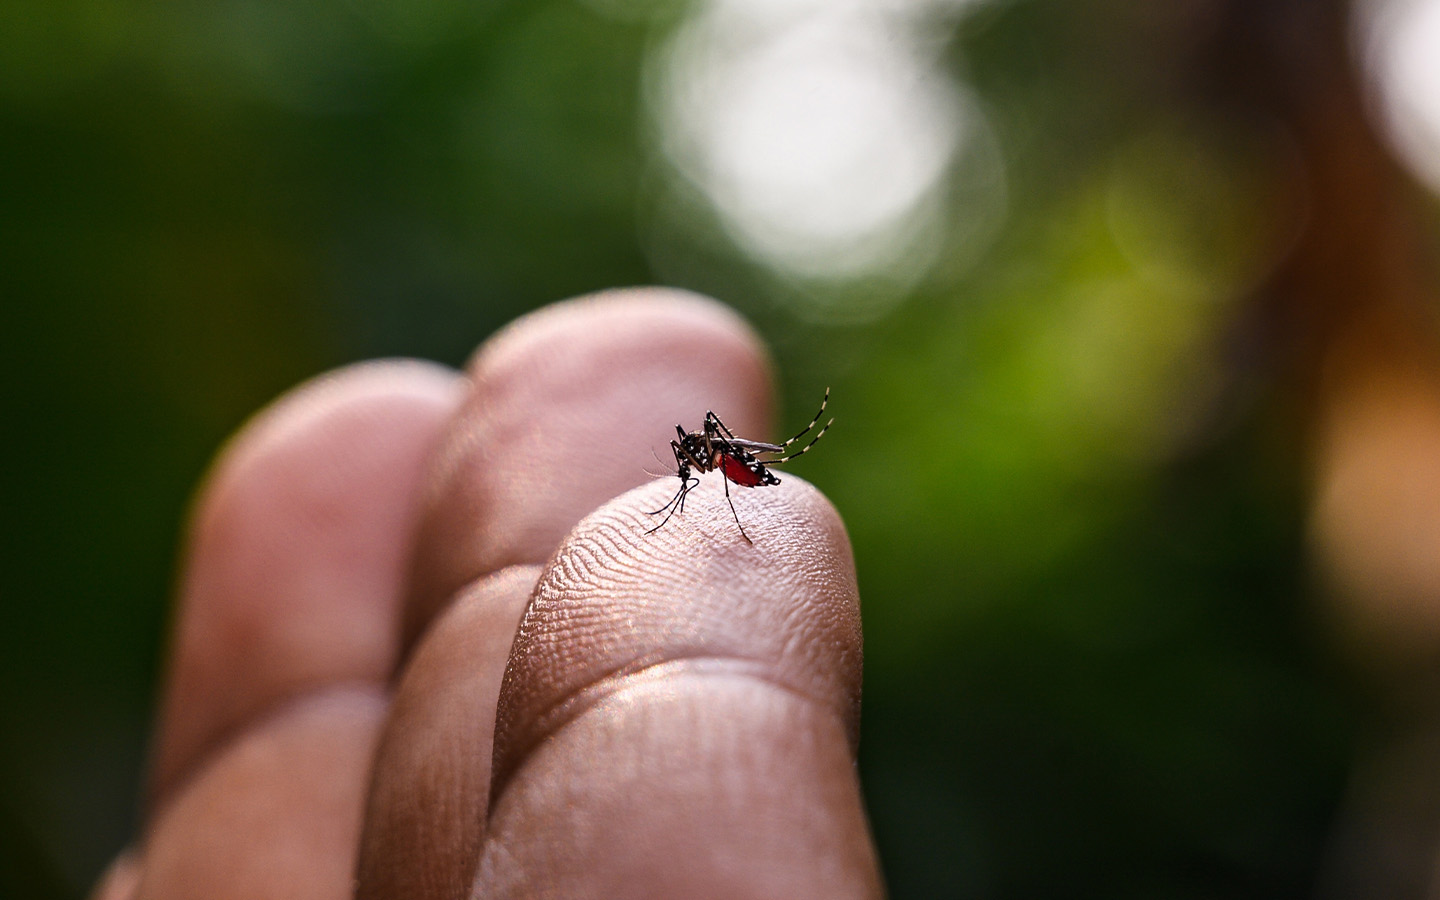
left=490, top=655, right=841, bottom=808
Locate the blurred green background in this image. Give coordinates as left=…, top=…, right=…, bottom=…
left=2, top=0, right=1393, bottom=896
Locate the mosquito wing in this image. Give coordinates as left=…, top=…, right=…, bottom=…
left=719, top=438, right=786, bottom=454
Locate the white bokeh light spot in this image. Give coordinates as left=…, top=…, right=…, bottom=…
left=658, top=0, right=980, bottom=281
left=1362, top=0, right=1440, bottom=194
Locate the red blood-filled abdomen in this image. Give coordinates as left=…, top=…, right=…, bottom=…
left=720, top=455, right=764, bottom=487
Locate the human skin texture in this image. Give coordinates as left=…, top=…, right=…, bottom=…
left=93, top=288, right=882, bottom=900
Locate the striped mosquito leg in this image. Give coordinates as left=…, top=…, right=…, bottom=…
left=772, top=416, right=833, bottom=464
left=778, top=387, right=830, bottom=449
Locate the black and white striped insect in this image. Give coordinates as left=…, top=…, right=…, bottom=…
left=647, top=388, right=832, bottom=542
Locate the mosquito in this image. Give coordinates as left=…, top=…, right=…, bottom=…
left=646, top=388, right=832, bottom=542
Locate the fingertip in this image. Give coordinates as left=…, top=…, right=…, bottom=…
left=90, top=851, right=142, bottom=900
left=403, top=287, right=776, bottom=652
left=209, top=360, right=465, bottom=476
left=491, top=472, right=863, bottom=800
left=152, top=359, right=464, bottom=808
left=476, top=475, right=876, bottom=896
left=464, top=287, right=770, bottom=377
left=189, top=359, right=467, bottom=572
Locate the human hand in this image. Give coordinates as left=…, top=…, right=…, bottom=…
left=91, top=288, right=882, bottom=899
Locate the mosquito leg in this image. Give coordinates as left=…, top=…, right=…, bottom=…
left=647, top=478, right=698, bottom=533
left=646, top=480, right=691, bottom=533
left=647, top=446, right=690, bottom=516
left=706, top=411, right=739, bottom=442
left=771, top=416, right=833, bottom=464
left=721, top=469, right=753, bottom=543
left=777, top=387, right=830, bottom=449
left=675, top=476, right=699, bottom=514
left=646, top=479, right=687, bottom=517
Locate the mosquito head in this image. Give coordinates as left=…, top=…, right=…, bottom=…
left=647, top=389, right=832, bottom=542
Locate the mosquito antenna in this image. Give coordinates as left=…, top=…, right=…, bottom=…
left=643, top=446, right=677, bottom=479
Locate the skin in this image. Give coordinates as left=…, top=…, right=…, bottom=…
left=93, top=287, right=883, bottom=900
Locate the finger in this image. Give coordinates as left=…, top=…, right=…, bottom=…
left=479, top=475, right=882, bottom=898
left=149, top=360, right=464, bottom=808
left=356, top=565, right=541, bottom=900
left=88, top=851, right=141, bottom=900
left=400, top=287, right=773, bottom=651
left=359, top=289, right=775, bottom=898
left=136, top=688, right=386, bottom=900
